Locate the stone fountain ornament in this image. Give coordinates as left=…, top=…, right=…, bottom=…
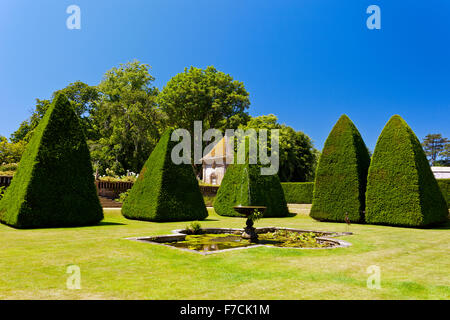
left=233, top=205, right=266, bottom=242
left=232, top=166, right=266, bottom=242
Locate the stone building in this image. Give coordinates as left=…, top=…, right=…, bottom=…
left=201, top=136, right=233, bottom=185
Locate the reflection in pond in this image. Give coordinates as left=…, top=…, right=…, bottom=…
left=165, top=234, right=255, bottom=252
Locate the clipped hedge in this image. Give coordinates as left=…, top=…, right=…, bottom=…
left=437, top=179, right=450, bottom=207
left=214, top=163, right=289, bottom=217
left=282, top=182, right=314, bottom=204
left=366, top=115, right=448, bottom=227
left=310, top=115, right=370, bottom=223
left=0, top=94, right=103, bottom=228
left=122, top=129, right=208, bottom=222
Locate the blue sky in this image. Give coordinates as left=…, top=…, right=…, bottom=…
left=0, top=0, right=449, bottom=151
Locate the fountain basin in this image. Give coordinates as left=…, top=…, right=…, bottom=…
left=127, top=227, right=352, bottom=255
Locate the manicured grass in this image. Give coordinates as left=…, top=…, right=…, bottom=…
left=0, top=207, right=449, bottom=299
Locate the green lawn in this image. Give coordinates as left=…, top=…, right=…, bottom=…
left=0, top=207, right=449, bottom=300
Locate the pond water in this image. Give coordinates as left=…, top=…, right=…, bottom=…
left=152, top=230, right=333, bottom=252
left=162, top=234, right=254, bottom=252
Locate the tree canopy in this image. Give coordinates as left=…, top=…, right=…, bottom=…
left=0, top=136, right=26, bottom=164
left=5, top=61, right=319, bottom=181
left=239, top=114, right=317, bottom=182
left=422, top=134, right=449, bottom=166
left=92, top=60, right=162, bottom=174
left=158, top=66, right=251, bottom=135
left=11, top=82, right=100, bottom=143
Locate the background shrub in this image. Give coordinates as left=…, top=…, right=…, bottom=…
left=366, top=115, right=448, bottom=227
left=203, top=195, right=216, bottom=207
left=0, top=163, right=18, bottom=173
left=282, top=182, right=314, bottom=204
left=116, top=190, right=130, bottom=203
left=0, top=94, right=103, bottom=228
left=310, top=115, right=371, bottom=223
left=122, top=129, right=208, bottom=222
left=214, top=163, right=289, bottom=217
left=437, top=179, right=449, bottom=207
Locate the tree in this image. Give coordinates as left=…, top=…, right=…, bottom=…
left=10, top=99, right=52, bottom=143
left=0, top=136, right=26, bottom=164
left=55, top=81, right=100, bottom=140
left=437, top=143, right=450, bottom=166
left=422, top=134, right=448, bottom=165
left=240, top=114, right=317, bottom=182
left=93, top=60, right=163, bottom=174
left=10, top=82, right=100, bottom=143
left=158, top=66, right=250, bottom=133
left=157, top=66, right=250, bottom=172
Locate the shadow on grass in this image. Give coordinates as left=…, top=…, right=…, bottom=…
left=97, top=221, right=127, bottom=227
left=0, top=220, right=127, bottom=230
left=274, top=212, right=298, bottom=218
left=431, top=218, right=450, bottom=230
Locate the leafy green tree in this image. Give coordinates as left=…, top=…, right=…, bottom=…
left=157, top=66, right=251, bottom=175
left=10, top=82, right=99, bottom=143
left=0, top=136, right=26, bottom=164
left=239, top=114, right=317, bottom=182
left=93, top=60, right=162, bottom=174
left=437, top=143, right=450, bottom=166
left=422, top=134, right=448, bottom=165
left=157, top=65, right=250, bottom=145
left=10, top=99, right=51, bottom=143
left=54, top=82, right=100, bottom=140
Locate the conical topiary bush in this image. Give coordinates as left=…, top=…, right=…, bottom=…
left=366, top=115, right=448, bottom=227
left=214, top=162, right=289, bottom=218
left=122, top=129, right=208, bottom=222
left=310, top=115, right=371, bottom=223
left=0, top=93, right=103, bottom=228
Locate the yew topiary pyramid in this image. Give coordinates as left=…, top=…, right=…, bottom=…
left=122, top=129, right=208, bottom=222
left=310, top=115, right=371, bottom=223
left=0, top=94, right=103, bottom=228
left=366, top=115, right=448, bottom=227
left=214, top=163, right=289, bottom=218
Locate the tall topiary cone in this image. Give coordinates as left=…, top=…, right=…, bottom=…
left=214, top=163, right=289, bottom=217
left=122, top=129, right=208, bottom=222
left=0, top=94, right=103, bottom=228
left=366, top=115, right=448, bottom=227
left=310, top=115, right=370, bottom=223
